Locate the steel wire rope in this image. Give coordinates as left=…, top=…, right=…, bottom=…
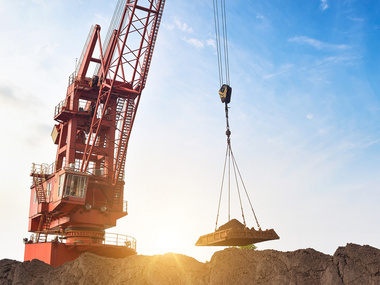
left=215, top=113, right=262, bottom=229
left=212, top=0, right=230, bottom=86
left=214, top=0, right=260, bottom=230
left=215, top=102, right=262, bottom=230
left=226, top=103, right=231, bottom=222
left=227, top=140, right=231, bottom=222
left=230, top=146, right=246, bottom=226
left=231, top=151, right=261, bottom=229
left=212, top=0, right=223, bottom=86
left=215, top=142, right=230, bottom=231
left=220, top=0, right=230, bottom=85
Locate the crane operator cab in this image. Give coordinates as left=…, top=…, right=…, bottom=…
left=219, top=84, right=232, bottom=104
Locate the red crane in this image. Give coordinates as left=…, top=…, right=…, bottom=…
left=24, top=0, right=165, bottom=267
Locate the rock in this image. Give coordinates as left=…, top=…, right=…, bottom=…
left=0, top=259, right=18, bottom=285
left=1, top=244, right=379, bottom=284
left=40, top=252, right=208, bottom=285
left=333, top=243, right=380, bottom=285
left=0, top=258, right=53, bottom=285
left=208, top=247, right=342, bottom=285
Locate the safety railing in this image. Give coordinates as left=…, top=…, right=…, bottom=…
left=123, top=200, right=128, bottom=213
left=54, top=98, right=92, bottom=119
left=65, top=161, right=82, bottom=172
left=68, top=71, right=76, bottom=86
left=54, top=99, right=67, bottom=117
left=26, top=230, right=61, bottom=244
left=75, top=25, right=95, bottom=77
left=27, top=231, right=136, bottom=251
left=32, top=160, right=108, bottom=178
left=104, top=232, right=136, bottom=249
left=31, top=162, right=56, bottom=176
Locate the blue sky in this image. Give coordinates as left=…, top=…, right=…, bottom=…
left=0, top=0, right=380, bottom=263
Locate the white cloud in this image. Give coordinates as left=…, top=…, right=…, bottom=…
left=263, top=63, right=294, bottom=79
left=348, top=16, right=365, bottom=22
left=315, top=55, right=359, bottom=66
left=320, top=0, right=328, bottom=11
left=163, top=23, right=174, bottom=30
left=95, top=13, right=109, bottom=24
left=31, top=0, right=46, bottom=4
left=0, top=85, right=15, bottom=101
left=306, top=113, right=313, bottom=120
left=206, top=38, right=216, bottom=49
left=173, top=17, right=193, bottom=33
left=34, top=43, right=57, bottom=57
left=288, top=36, right=350, bottom=51
left=338, top=137, right=380, bottom=152
left=183, top=37, right=204, bottom=49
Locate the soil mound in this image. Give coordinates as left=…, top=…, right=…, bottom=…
left=217, top=218, right=246, bottom=231
left=1, top=243, right=380, bottom=284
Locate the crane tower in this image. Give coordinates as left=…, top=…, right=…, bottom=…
left=24, top=0, right=165, bottom=267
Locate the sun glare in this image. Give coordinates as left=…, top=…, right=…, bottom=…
left=154, top=232, right=181, bottom=255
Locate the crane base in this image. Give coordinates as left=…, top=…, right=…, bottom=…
left=24, top=241, right=136, bottom=267
left=195, top=219, right=279, bottom=247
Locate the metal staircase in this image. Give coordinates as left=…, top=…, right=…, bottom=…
left=141, top=0, right=165, bottom=90
left=113, top=98, right=135, bottom=205
left=31, top=164, right=47, bottom=204
left=35, top=214, right=52, bottom=243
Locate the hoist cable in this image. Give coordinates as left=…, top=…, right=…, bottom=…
left=225, top=102, right=230, bottom=131
left=215, top=143, right=229, bottom=231
left=230, top=148, right=246, bottom=226
left=231, top=152, right=261, bottom=229
left=215, top=102, right=262, bottom=230
left=227, top=144, right=231, bottom=221
left=213, top=0, right=261, bottom=231
left=213, top=0, right=230, bottom=86
left=213, top=0, right=223, bottom=86
left=220, top=0, right=230, bottom=85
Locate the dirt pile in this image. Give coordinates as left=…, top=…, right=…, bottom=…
left=216, top=218, right=245, bottom=231
left=1, top=243, right=380, bottom=284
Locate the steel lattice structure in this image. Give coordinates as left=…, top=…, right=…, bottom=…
left=25, top=0, right=165, bottom=267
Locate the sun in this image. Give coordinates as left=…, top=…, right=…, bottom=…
left=154, top=232, right=181, bottom=255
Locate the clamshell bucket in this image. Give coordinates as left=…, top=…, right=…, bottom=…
left=195, top=219, right=279, bottom=247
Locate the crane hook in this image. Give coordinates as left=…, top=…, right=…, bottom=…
left=219, top=84, right=232, bottom=104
